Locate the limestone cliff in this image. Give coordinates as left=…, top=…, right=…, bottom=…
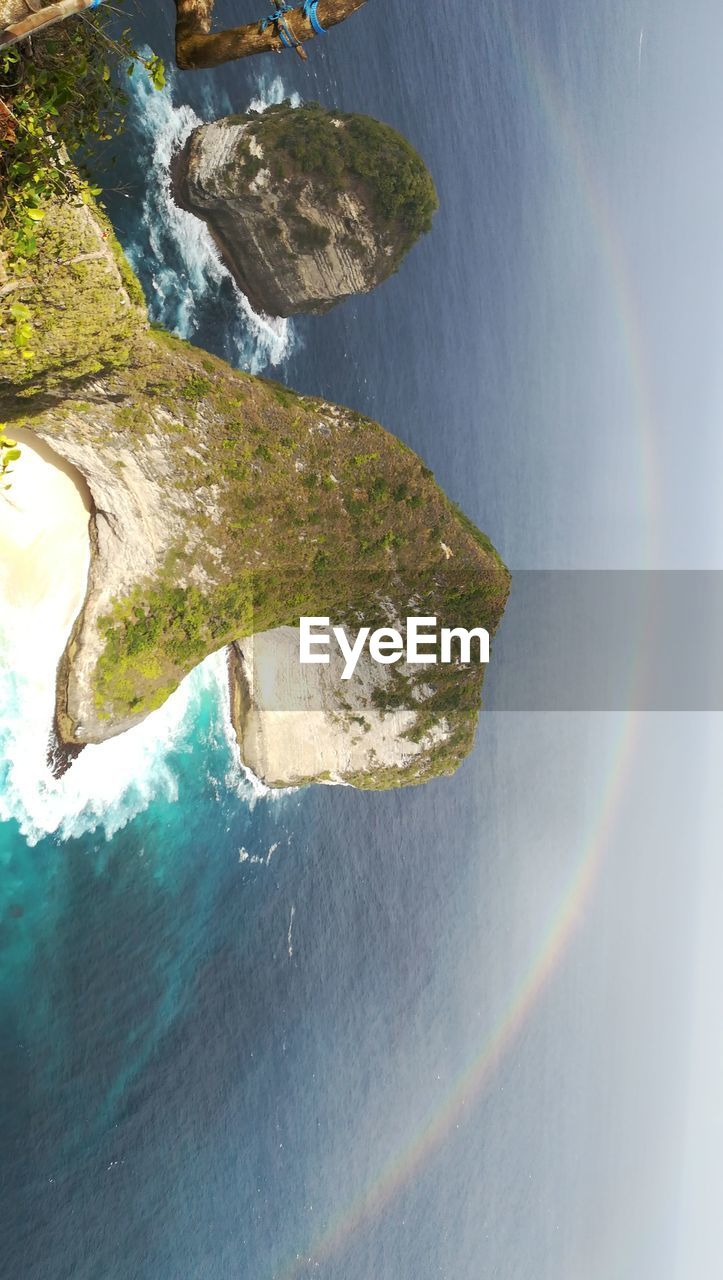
left=229, top=630, right=465, bottom=790
left=1, top=197, right=507, bottom=789
left=174, top=102, right=438, bottom=317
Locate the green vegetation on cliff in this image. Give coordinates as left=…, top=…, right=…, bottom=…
left=0, top=18, right=160, bottom=384
left=260, top=102, right=437, bottom=234
left=247, top=101, right=438, bottom=252
left=76, top=323, right=507, bottom=744
left=0, top=200, right=145, bottom=388
left=1, top=23, right=123, bottom=263
left=1, top=173, right=507, bottom=787
left=0, top=18, right=163, bottom=260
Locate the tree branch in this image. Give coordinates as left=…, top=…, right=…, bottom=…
left=1, top=0, right=368, bottom=65
left=0, top=278, right=33, bottom=299
left=174, top=0, right=369, bottom=71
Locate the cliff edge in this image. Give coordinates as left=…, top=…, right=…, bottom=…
left=1, top=195, right=507, bottom=789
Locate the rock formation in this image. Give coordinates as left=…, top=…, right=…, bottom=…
left=1, top=196, right=508, bottom=789
left=229, top=630, right=470, bottom=790
left=174, top=102, right=438, bottom=316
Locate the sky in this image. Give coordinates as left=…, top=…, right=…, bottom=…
left=579, top=12, right=723, bottom=1258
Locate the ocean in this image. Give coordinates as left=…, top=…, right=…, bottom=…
left=2, top=1, right=718, bottom=1276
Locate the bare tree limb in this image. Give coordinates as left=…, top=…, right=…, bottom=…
left=0, top=0, right=90, bottom=50
left=0, top=277, right=33, bottom=299
left=1, top=0, right=367, bottom=69
left=174, top=0, right=369, bottom=71
left=59, top=251, right=107, bottom=265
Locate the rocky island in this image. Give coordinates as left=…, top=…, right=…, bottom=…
left=0, top=186, right=507, bottom=789
left=174, top=101, right=438, bottom=317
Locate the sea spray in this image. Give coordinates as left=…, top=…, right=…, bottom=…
left=247, top=72, right=302, bottom=116
left=122, top=63, right=298, bottom=370
left=217, top=644, right=296, bottom=804
left=0, top=70, right=308, bottom=841
left=0, top=627, right=288, bottom=845
left=0, top=651, right=264, bottom=846
left=0, top=70, right=306, bottom=843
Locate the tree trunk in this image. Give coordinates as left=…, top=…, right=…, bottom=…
left=1, top=0, right=368, bottom=65
left=0, top=0, right=91, bottom=49
left=174, top=0, right=369, bottom=71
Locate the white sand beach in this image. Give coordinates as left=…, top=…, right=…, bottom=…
left=0, top=429, right=91, bottom=692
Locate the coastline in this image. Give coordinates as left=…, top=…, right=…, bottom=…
left=170, top=132, right=286, bottom=318
left=0, top=430, right=91, bottom=771
left=226, top=627, right=453, bottom=789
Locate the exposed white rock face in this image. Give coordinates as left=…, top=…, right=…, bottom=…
left=32, top=413, right=195, bottom=744
left=173, top=113, right=408, bottom=317
left=228, top=628, right=450, bottom=789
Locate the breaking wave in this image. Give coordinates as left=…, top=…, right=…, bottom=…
left=0, top=67, right=307, bottom=839
left=0, top=651, right=250, bottom=847
left=121, top=62, right=298, bottom=371
left=0, top=71, right=306, bottom=842
left=247, top=72, right=302, bottom=115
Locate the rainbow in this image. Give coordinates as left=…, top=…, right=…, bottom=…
left=271, top=712, right=640, bottom=1279
left=518, top=25, right=662, bottom=565
left=268, top=21, right=660, bottom=1277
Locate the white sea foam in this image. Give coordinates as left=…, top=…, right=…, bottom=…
left=247, top=73, right=301, bottom=115
left=238, top=847, right=265, bottom=866
left=215, top=654, right=294, bottom=804
left=0, top=651, right=251, bottom=847
left=124, top=63, right=297, bottom=370
left=0, top=72, right=305, bottom=842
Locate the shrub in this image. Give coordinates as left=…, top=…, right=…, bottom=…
left=0, top=22, right=164, bottom=267
left=257, top=104, right=438, bottom=247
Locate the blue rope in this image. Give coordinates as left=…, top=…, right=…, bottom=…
left=261, top=1, right=292, bottom=28
left=261, top=2, right=326, bottom=49
left=303, top=0, right=326, bottom=35
left=279, top=18, right=300, bottom=48
left=89, top=0, right=104, bottom=9
left=261, top=4, right=301, bottom=48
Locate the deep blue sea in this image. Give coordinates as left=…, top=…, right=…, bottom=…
left=2, top=2, right=719, bottom=1276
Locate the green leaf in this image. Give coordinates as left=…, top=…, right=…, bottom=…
left=25, top=207, right=44, bottom=222
left=147, top=55, right=166, bottom=91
